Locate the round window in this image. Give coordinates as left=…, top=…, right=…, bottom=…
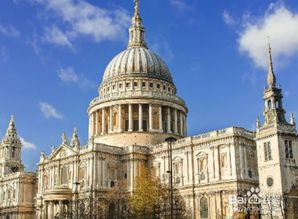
left=267, top=177, right=274, bottom=187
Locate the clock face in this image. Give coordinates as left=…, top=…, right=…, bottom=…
left=267, top=177, right=274, bottom=187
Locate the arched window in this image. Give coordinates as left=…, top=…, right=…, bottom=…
left=61, top=165, right=68, bottom=185
left=198, top=157, right=207, bottom=181
left=79, top=163, right=87, bottom=187
left=275, top=100, right=279, bottom=109
left=172, top=157, right=183, bottom=185
left=11, top=147, right=15, bottom=158
left=108, top=203, right=116, bottom=219
left=268, top=100, right=272, bottom=109
left=44, top=173, right=49, bottom=189
left=200, top=197, right=208, bottom=219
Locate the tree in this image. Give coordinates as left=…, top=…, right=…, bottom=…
left=128, top=168, right=162, bottom=218
left=107, top=180, right=129, bottom=218
left=128, top=167, right=187, bottom=219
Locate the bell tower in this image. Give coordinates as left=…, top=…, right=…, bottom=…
left=256, top=45, right=298, bottom=217
left=0, top=116, right=24, bottom=176
left=262, top=44, right=287, bottom=125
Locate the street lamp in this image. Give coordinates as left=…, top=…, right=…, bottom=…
left=165, top=137, right=177, bottom=219
left=73, top=182, right=80, bottom=219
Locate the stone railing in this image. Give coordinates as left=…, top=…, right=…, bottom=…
left=150, top=127, right=255, bottom=153
left=123, top=145, right=150, bottom=154
left=94, top=143, right=124, bottom=154
left=89, top=90, right=186, bottom=106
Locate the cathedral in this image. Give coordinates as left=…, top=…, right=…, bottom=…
left=0, top=1, right=298, bottom=218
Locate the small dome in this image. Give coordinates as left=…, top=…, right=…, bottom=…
left=102, top=47, right=173, bottom=84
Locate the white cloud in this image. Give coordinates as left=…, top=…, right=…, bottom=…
left=169, top=0, right=192, bottom=11
left=20, top=137, right=36, bottom=150
left=223, top=10, right=236, bottom=27
left=0, top=24, right=20, bottom=38
left=152, top=36, right=174, bottom=62
left=27, top=33, right=41, bottom=55
left=239, top=4, right=298, bottom=69
left=242, top=72, right=258, bottom=85
left=34, top=0, right=130, bottom=46
left=43, top=26, right=73, bottom=49
left=39, top=102, right=63, bottom=119
left=0, top=47, right=8, bottom=62
left=58, top=67, right=78, bottom=83
left=58, top=67, right=96, bottom=90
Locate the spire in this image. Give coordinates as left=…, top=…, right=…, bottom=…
left=61, top=132, right=68, bottom=145
left=70, top=128, right=80, bottom=148
left=290, top=113, right=295, bottom=126
left=256, top=116, right=261, bottom=129
left=267, top=43, right=276, bottom=88
left=5, top=115, right=17, bottom=137
left=128, top=0, right=147, bottom=48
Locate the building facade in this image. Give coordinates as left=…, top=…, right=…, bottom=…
left=1, top=1, right=298, bottom=219
left=0, top=117, right=36, bottom=219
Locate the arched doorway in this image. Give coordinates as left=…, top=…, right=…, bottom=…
left=108, top=202, right=116, bottom=219
left=200, top=197, right=208, bottom=219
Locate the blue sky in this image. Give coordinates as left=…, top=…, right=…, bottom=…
left=1, top=0, right=298, bottom=171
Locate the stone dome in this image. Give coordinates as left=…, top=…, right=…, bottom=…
left=88, top=0, right=188, bottom=147
left=102, top=47, right=173, bottom=84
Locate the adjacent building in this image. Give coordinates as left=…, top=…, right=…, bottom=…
left=0, top=117, right=36, bottom=219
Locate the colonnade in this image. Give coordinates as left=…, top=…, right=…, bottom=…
left=89, top=104, right=186, bottom=137
left=44, top=200, right=71, bottom=218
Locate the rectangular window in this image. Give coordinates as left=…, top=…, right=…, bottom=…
left=285, top=140, right=293, bottom=159
left=134, top=82, right=138, bottom=87
left=264, top=142, right=272, bottom=161
left=268, top=142, right=272, bottom=160
left=149, top=83, right=153, bottom=88
left=126, top=83, right=130, bottom=88
left=264, top=143, right=268, bottom=160
left=289, top=140, right=293, bottom=159
left=119, top=83, right=122, bottom=88
left=142, top=82, right=146, bottom=87
left=125, top=120, right=129, bottom=131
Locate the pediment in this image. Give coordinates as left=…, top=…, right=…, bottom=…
left=48, top=144, right=77, bottom=161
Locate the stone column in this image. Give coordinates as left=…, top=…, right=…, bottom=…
left=243, top=146, right=247, bottom=177
left=88, top=115, right=92, bottom=138
left=95, top=111, right=98, bottom=136
left=109, top=106, right=113, bottom=133
left=59, top=200, right=63, bottom=216
left=45, top=201, right=48, bottom=219
left=118, top=105, right=122, bottom=132
left=167, top=107, right=172, bottom=133
left=139, top=104, right=143, bottom=132
left=92, top=112, right=95, bottom=136
left=50, top=202, right=54, bottom=218
left=174, top=108, right=178, bottom=134
left=149, top=104, right=153, bottom=131
left=180, top=111, right=183, bottom=135
left=183, top=114, right=187, bottom=136
left=159, top=106, right=163, bottom=131
left=128, top=104, right=133, bottom=132
left=101, top=108, right=105, bottom=134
